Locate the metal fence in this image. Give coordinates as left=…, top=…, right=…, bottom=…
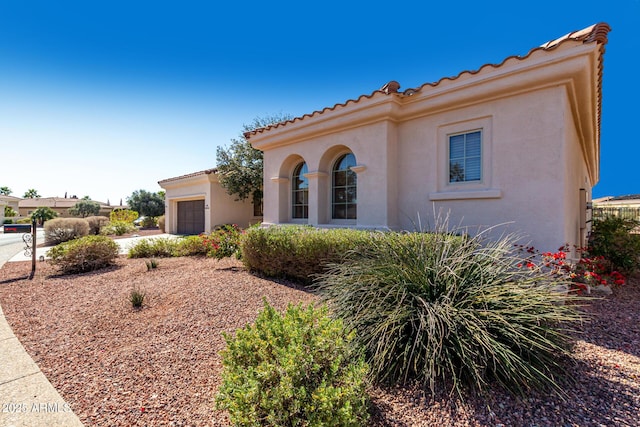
left=592, top=206, right=640, bottom=222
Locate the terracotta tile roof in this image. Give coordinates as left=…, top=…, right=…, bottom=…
left=18, top=197, right=111, bottom=208
left=158, top=168, right=217, bottom=185
left=244, top=23, right=610, bottom=139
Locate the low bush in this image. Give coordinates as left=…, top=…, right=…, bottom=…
left=216, top=300, right=370, bottom=426
left=141, top=217, right=157, bottom=228
left=174, top=235, right=208, bottom=257
left=589, top=216, right=640, bottom=274
left=127, top=238, right=179, bottom=258
left=2, top=219, right=13, bottom=225
left=100, top=220, right=137, bottom=236
left=44, top=218, right=90, bottom=245
left=315, top=228, right=584, bottom=397
left=157, top=215, right=165, bottom=233
left=241, top=226, right=379, bottom=284
left=16, top=217, right=32, bottom=224
left=204, top=224, right=243, bottom=259
left=85, top=216, right=110, bottom=235
left=48, top=235, right=119, bottom=274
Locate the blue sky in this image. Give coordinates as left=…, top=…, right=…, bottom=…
left=0, top=1, right=638, bottom=204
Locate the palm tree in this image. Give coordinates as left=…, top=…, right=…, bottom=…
left=0, top=186, right=11, bottom=196
left=30, top=207, right=57, bottom=226
left=23, top=189, right=40, bottom=198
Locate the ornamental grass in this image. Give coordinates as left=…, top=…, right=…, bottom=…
left=314, top=224, right=585, bottom=397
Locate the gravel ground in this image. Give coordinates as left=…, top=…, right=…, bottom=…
left=0, top=257, right=638, bottom=426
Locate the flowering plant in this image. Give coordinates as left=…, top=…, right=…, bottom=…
left=515, top=244, right=626, bottom=294
left=199, top=224, right=244, bottom=260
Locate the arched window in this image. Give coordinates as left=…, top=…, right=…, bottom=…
left=332, top=153, right=357, bottom=220
left=292, top=162, right=308, bottom=219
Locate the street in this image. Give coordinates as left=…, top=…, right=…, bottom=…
left=0, top=228, right=45, bottom=267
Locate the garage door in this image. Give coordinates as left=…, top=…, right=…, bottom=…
left=177, top=200, right=205, bottom=235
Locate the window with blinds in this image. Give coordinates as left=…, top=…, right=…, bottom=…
left=292, top=162, right=309, bottom=219
left=449, top=130, right=482, bottom=183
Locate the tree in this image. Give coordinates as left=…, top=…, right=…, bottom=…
left=4, top=206, right=17, bottom=217
left=0, top=186, right=11, bottom=196
left=23, top=189, right=40, bottom=198
left=69, top=200, right=101, bottom=218
left=31, top=207, right=57, bottom=225
left=216, top=113, right=293, bottom=206
left=126, top=190, right=165, bottom=218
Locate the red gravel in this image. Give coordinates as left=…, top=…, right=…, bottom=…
left=0, top=258, right=638, bottom=426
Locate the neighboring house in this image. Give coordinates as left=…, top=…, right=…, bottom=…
left=245, top=23, right=610, bottom=252
left=593, top=194, right=640, bottom=222
left=0, top=195, right=21, bottom=215
left=593, top=195, right=640, bottom=209
left=158, top=169, right=260, bottom=235
left=18, top=197, right=117, bottom=218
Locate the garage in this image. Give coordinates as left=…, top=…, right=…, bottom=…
left=177, top=200, right=205, bottom=235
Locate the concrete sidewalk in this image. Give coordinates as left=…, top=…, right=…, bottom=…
left=0, top=233, right=177, bottom=426
left=0, top=303, right=84, bottom=427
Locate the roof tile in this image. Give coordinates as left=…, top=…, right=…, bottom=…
left=244, top=23, right=610, bottom=139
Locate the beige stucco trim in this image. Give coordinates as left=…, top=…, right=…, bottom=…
left=270, top=177, right=289, bottom=183
left=429, top=189, right=502, bottom=201
left=350, top=165, right=367, bottom=174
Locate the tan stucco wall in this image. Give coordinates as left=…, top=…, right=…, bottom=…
left=251, top=34, right=602, bottom=253
left=404, top=87, right=569, bottom=250
left=259, top=86, right=591, bottom=252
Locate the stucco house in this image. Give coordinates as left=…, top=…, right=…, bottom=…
left=593, top=194, right=640, bottom=223
left=245, top=23, right=610, bottom=252
left=158, top=169, right=260, bottom=234
left=0, top=195, right=21, bottom=215
left=593, top=195, right=640, bottom=210
left=18, top=197, right=117, bottom=219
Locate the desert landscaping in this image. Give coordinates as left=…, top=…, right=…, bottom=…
left=1, top=252, right=638, bottom=426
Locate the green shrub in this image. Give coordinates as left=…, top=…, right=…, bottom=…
left=48, top=235, right=119, bottom=274
left=85, top=216, right=110, bottom=235
left=315, top=229, right=584, bottom=397
left=44, top=218, right=90, bottom=245
left=589, top=216, right=640, bottom=273
left=157, top=215, right=165, bottom=232
left=141, top=216, right=157, bottom=228
left=3, top=219, right=13, bottom=225
left=127, top=238, right=179, bottom=258
left=101, top=220, right=136, bottom=236
left=16, top=217, right=32, bottom=224
left=216, top=300, right=370, bottom=426
left=174, top=235, right=208, bottom=256
left=205, top=224, right=243, bottom=259
left=241, top=226, right=379, bottom=284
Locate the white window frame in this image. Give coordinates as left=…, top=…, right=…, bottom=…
left=430, top=116, right=501, bottom=201
left=448, top=129, right=482, bottom=183
left=330, top=152, right=357, bottom=224
left=291, top=162, right=309, bottom=221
